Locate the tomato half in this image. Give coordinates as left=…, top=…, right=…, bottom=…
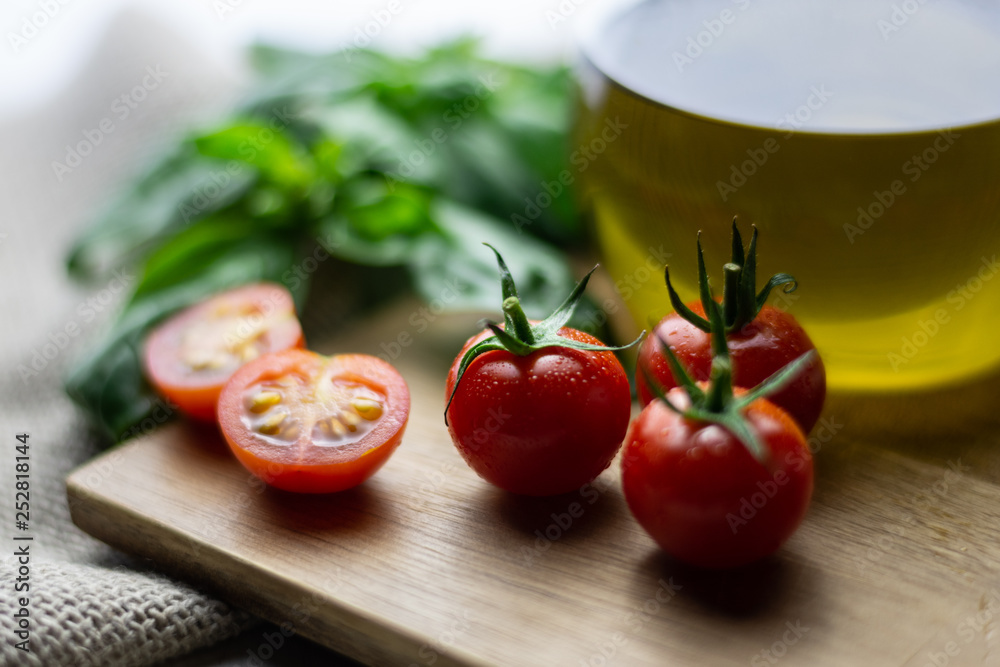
left=622, top=386, right=814, bottom=569
left=217, top=349, right=409, bottom=493
left=635, top=302, right=826, bottom=434
left=143, top=283, right=305, bottom=420
left=445, top=326, right=632, bottom=496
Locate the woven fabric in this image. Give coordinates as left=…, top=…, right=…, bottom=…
left=0, top=8, right=254, bottom=666
left=0, top=563, right=246, bottom=667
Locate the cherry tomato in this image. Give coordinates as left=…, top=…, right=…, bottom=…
left=636, top=301, right=826, bottom=433
left=217, top=349, right=409, bottom=493
left=445, top=326, right=632, bottom=496
left=143, top=283, right=305, bottom=420
left=622, top=385, right=814, bottom=569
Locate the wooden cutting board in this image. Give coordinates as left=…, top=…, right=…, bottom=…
left=66, top=299, right=1000, bottom=667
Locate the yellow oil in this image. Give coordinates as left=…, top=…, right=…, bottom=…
left=576, top=0, right=1000, bottom=390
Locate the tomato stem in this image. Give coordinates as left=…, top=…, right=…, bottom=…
left=643, top=294, right=815, bottom=467
left=722, top=263, right=742, bottom=328
left=444, top=244, right=644, bottom=424
left=502, top=296, right=536, bottom=345
left=663, top=220, right=798, bottom=335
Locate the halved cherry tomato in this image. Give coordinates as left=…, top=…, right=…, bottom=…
left=143, top=283, right=304, bottom=420
left=217, top=349, right=409, bottom=493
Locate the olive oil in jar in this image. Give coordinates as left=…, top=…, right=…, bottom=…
left=576, top=0, right=1000, bottom=389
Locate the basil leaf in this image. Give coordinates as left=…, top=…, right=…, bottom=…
left=67, top=145, right=256, bottom=279
left=66, top=40, right=588, bottom=443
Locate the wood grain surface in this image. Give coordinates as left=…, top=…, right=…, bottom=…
left=66, top=299, right=1000, bottom=667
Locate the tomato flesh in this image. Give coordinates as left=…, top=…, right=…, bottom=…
left=636, top=303, right=826, bottom=433
left=445, top=326, right=632, bottom=496
left=218, top=350, right=409, bottom=493
left=622, top=387, right=814, bottom=569
left=144, top=283, right=304, bottom=420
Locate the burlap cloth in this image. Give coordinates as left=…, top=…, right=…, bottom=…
left=0, top=9, right=267, bottom=666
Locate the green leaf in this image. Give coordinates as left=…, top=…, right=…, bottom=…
left=66, top=229, right=303, bottom=439
left=534, top=266, right=596, bottom=338
left=341, top=179, right=435, bottom=241
left=65, top=40, right=590, bottom=444
left=195, top=123, right=312, bottom=188
left=66, top=329, right=159, bottom=443
left=413, top=199, right=574, bottom=314
left=664, top=265, right=710, bottom=332
left=301, top=93, right=421, bottom=175
left=67, top=145, right=256, bottom=279
left=756, top=273, right=798, bottom=312
left=483, top=243, right=521, bottom=335
left=241, top=43, right=382, bottom=112
left=734, top=351, right=817, bottom=410
left=135, top=219, right=299, bottom=301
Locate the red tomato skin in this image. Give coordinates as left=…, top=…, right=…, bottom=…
left=445, top=327, right=632, bottom=496
left=144, top=283, right=304, bottom=421
left=217, top=350, right=409, bottom=494
left=621, top=388, right=814, bottom=569
left=635, top=303, right=826, bottom=433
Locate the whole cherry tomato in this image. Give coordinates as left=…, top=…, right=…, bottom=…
left=622, top=387, right=814, bottom=569
left=143, top=283, right=304, bottom=420
left=446, top=326, right=632, bottom=496
left=635, top=223, right=825, bottom=433
left=624, top=296, right=816, bottom=568
left=218, top=349, right=409, bottom=493
left=444, top=245, right=639, bottom=496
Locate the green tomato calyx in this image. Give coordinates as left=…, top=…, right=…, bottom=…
left=444, top=243, right=644, bottom=424
left=666, top=220, right=797, bottom=335
left=642, top=292, right=815, bottom=467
